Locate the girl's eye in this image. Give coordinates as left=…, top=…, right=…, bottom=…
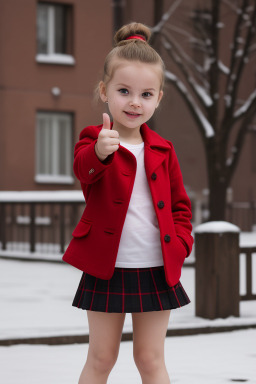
left=119, top=88, right=129, bottom=94
left=142, top=92, right=152, bottom=98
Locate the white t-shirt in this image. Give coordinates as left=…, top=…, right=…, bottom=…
left=115, top=140, right=164, bottom=268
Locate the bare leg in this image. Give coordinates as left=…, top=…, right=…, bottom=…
left=78, top=310, right=126, bottom=384
left=132, top=310, right=171, bottom=384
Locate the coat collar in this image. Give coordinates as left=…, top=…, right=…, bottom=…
left=140, top=123, right=170, bottom=150
left=108, top=122, right=170, bottom=151
left=108, top=122, right=171, bottom=175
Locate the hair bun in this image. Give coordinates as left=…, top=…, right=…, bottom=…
left=114, top=22, right=151, bottom=46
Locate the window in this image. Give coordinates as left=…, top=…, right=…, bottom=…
left=36, top=2, right=75, bottom=65
left=36, top=112, right=74, bottom=184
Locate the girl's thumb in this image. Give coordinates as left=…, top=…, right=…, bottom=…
left=102, top=113, right=111, bottom=130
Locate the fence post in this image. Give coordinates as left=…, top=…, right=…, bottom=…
left=60, top=203, right=65, bottom=254
left=30, top=203, right=36, bottom=253
left=0, top=204, right=7, bottom=250
left=195, top=221, right=240, bottom=319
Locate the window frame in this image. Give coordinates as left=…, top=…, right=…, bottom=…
left=36, top=2, right=75, bottom=65
left=35, top=111, right=74, bottom=184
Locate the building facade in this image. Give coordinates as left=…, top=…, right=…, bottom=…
left=0, top=0, right=111, bottom=191
left=0, top=0, right=255, bottom=217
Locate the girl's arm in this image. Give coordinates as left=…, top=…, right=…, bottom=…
left=167, top=140, right=194, bottom=257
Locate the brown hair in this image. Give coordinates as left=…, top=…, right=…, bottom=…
left=96, top=22, right=165, bottom=99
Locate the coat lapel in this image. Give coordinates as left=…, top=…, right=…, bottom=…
left=110, top=122, right=170, bottom=176
left=140, top=123, right=170, bottom=177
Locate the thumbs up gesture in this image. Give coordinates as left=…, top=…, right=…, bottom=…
left=95, top=113, right=120, bottom=161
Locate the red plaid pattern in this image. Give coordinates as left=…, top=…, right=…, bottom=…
left=72, top=266, right=190, bottom=313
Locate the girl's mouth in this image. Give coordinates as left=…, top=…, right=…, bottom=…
left=124, top=111, right=141, bottom=118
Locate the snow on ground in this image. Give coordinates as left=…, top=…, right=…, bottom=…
left=0, top=230, right=256, bottom=383
left=0, top=231, right=255, bottom=341
left=0, top=253, right=256, bottom=341
left=0, top=329, right=255, bottom=384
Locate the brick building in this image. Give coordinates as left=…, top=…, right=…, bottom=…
left=0, top=0, right=255, bottom=221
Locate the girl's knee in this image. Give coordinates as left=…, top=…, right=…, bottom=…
left=88, top=348, right=119, bottom=374
left=133, top=348, right=163, bottom=374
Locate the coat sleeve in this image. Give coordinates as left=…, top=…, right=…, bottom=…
left=167, top=140, right=194, bottom=258
left=73, top=126, right=115, bottom=184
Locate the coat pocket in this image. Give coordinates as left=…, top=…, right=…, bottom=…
left=173, top=235, right=187, bottom=267
left=176, top=235, right=188, bottom=257
left=72, top=220, right=92, bottom=238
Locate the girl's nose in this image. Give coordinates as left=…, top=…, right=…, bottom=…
left=129, top=97, right=141, bottom=107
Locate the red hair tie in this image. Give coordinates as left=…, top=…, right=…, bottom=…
left=126, top=35, right=146, bottom=42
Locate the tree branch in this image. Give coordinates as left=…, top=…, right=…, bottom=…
left=225, top=0, right=249, bottom=103
left=229, top=4, right=256, bottom=115
left=192, top=12, right=213, bottom=57
left=233, top=89, right=256, bottom=121
left=208, top=0, right=221, bottom=128
left=161, top=34, right=213, bottom=108
left=248, top=43, right=256, bottom=55
left=226, top=110, right=255, bottom=185
left=164, top=24, right=208, bottom=78
left=164, top=23, right=206, bottom=47
left=165, top=70, right=215, bottom=139
left=218, top=60, right=230, bottom=74
left=222, top=0, right=243, bottom=13
left=151, top=0, right=183, bottom=35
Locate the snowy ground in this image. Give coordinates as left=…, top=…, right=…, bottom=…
left=0, top=329, right=255, bottom=383
left=0, top=231, right=255, bottom=382
left=0, top=249, right=256, bottom=341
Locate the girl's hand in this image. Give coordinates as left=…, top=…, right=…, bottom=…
left=95, top=113, right=120, bottom=161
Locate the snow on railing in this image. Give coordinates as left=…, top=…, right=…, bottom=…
left=0, top=191, right=84, bottom=203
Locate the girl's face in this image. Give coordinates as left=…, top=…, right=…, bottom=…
left=100, top=59, right=163, bottom=134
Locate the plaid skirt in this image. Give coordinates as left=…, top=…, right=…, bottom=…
left=72, top=266, right=190, bottom=313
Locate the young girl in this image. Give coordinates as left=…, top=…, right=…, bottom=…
left=63, top=22, right=193, bottom=384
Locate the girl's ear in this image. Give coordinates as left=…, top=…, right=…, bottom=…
left=99, top=81, right=108, bottom=103
left=156, top=90, right=163, bottom=108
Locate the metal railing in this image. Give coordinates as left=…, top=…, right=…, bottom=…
left=0, top=192, right=85, bottom=260
left=240, top=246, right=256, bottom=301
left=0, top=193, right=255, bottom=302
left=226, top=201, right=256, bottom=232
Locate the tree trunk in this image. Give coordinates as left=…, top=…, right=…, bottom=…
left=208, top=174, right=228, bottom=221
left=154, top=0, right=164, bottom=25
left=112, top=0, right=124, bottom=35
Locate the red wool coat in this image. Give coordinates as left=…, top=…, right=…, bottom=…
left=62, top=122, right=194, bottom=287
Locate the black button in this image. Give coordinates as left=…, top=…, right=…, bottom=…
left=164, top=234, right=171, bottom=243
left=157, top=200, right=165, bottom=209
left=151, top=172, right=157, bottom=180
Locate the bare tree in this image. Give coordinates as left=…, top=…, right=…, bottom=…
left=152, top=0, right=256, bottom=221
